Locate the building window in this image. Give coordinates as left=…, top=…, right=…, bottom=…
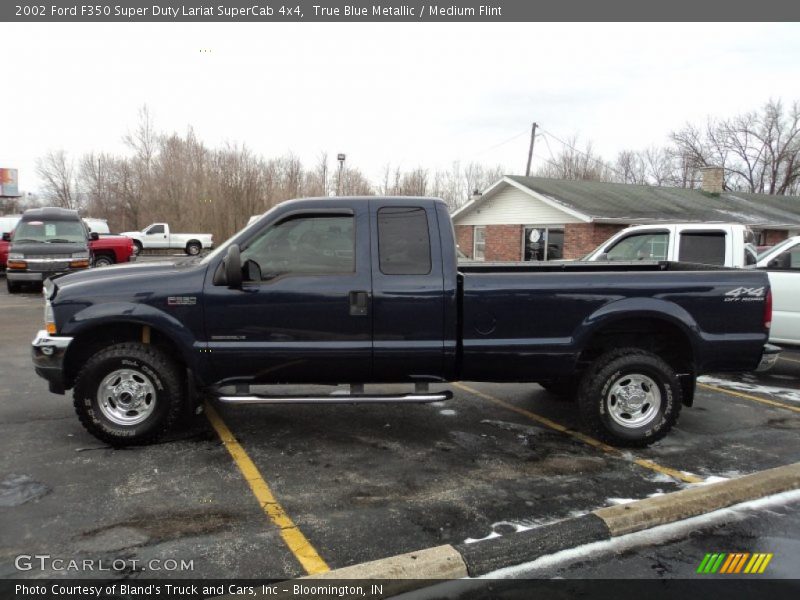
left=523, top=226, right=564, bottom=261
left=473, top=226, right=486, bottom=261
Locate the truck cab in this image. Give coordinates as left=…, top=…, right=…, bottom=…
left=584, top=223, right=757, bottom=267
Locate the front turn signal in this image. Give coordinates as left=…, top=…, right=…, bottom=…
left=69, top=259, right=90, bottom=268
left=7, top=259, right=27, bottom=269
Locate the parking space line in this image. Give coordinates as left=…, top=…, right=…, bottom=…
left=778, top=355, right=800, bottom=365
left=453, top=382, right=703, bottom=484
left=204, top=403, right=330, bottom=575
left=697, top=382, right=800, bottom=414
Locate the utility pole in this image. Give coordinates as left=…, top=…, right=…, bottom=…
left=525, top=122, right=537, bottom=177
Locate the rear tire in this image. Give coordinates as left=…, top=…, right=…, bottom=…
left=577, top=348, right=682, bottom=447
left=185, top=241, right=201, bottom=256
left=73, top=343, right=185, bottom=446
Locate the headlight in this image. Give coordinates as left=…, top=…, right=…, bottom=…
left=43, top=291, right=56, bottom=335
left=7, top=252, right=26, bottom=269
left=69, top=251, right=90, bottom=268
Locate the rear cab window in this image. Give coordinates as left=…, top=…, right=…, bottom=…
left=678, top=231, right=726, bottom=265
left=377, top=207, right=431, bottom=275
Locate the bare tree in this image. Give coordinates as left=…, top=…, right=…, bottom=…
left=669, top=99, right=800, bottom=194
left=536, top=136, right=615, bottom=181
left=36, top=150, right=78, bottom=209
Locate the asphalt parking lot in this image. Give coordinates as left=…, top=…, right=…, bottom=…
left=1, top=269, right=799, bottom=580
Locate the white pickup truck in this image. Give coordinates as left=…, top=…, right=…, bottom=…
left=584, top=223, right=757, bottom=268
left=755, top=236, right=800, bottom=346
left=120, top=223, right=214, bottom=256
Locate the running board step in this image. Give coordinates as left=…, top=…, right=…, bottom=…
left=217, top=391, right=453, bottom=405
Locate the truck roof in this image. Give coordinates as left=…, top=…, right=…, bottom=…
left=21, top=207, right=81, bottom=221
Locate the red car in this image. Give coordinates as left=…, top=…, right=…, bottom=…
left=90, top=234, right=135, bottom=267
left=0, top=215, right=21, bottom=272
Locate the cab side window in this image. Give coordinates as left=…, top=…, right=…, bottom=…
left=241, top=214, right=355, bottom=280
left=148, top=225, right=165, bottom=235
left=377, top=207, right=432, bottom=275
left=606, top=232, right=668, bottom=261
left=679, top=232, right=726, bottom=265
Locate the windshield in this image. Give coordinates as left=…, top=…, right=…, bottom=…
left=14, top=220, right=86, bottom=243
left=757, top=237, right=796, bottom=261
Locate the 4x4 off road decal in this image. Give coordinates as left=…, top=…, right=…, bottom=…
left=724, top=287, right=765, bottom=302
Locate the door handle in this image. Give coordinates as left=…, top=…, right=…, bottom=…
left=349, top=291, right=369, bottom=316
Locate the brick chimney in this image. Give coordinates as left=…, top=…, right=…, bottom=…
left=700, top=166, right=724, bottom=194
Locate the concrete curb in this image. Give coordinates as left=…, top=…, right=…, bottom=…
left=301, top=461, right=800, bottom=584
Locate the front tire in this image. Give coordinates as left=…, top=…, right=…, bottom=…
left=132, top=241, right=143, bottom=256
left=93, top=254, right=114, bottom=268
left=6, top=278, right=21, bottom=293
left=578, top=348, right=682, bottom=447
left=73, top=343, right=185, bottom=446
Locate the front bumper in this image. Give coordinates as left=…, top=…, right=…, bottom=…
left=8, top=271, right=45, bottom=281
left=32, top=330, right=73, bottom=394
left=756, top=343, right=781, bottom=372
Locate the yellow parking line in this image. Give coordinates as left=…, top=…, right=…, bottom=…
left=697, top=382, right=800, bottom=414
left=453, top=382, right=703, bottom=484
left=204, top=403, right=330, bottom=575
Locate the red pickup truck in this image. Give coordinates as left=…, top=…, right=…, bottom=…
left=1, top=216, right=135, bottom=271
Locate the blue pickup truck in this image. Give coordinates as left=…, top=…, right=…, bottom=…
left=31, top=197, right=778, bottom=447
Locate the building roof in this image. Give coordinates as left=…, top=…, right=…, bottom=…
left=453, top=176, right=800, bottom=228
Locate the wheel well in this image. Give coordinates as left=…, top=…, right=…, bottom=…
left=93, top=251, right=114, bottom=262
left=579, top=317, right=694, bottom=376
left=63, top=322, right=185, bottom=390
left=186, top=239, right=201, bottom=248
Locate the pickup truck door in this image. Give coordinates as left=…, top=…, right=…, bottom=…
left=144, top=224, right=169, bottom=249
left=369, top=201, right=446, bottom=381
left=202, top=203, right=372, bottom=384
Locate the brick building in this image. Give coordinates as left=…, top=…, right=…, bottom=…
left=452, top=170, right=800, bottom=261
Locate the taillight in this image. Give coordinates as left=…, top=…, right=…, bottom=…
left=764, top=289, right=772, bottom=330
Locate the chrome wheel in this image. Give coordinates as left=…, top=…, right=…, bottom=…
left=606, top=373, right=661, bottom=429
left=97, top=368, right=157, bottom=426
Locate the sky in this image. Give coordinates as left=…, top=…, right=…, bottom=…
left=3, top=22, right=800, bottom=194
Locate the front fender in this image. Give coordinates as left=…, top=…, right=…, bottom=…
left=60, top=301, right=202, bottom=373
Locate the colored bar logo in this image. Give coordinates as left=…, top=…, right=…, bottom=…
left=697, top=552, right=773, bottom=574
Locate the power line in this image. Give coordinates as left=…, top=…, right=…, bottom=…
left=537, top=128, right=629, bottom=180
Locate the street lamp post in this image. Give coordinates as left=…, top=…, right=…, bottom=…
left=336, top=153, right=346, bottom=196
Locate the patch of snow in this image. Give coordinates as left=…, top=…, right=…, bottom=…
left=480, top=488, right=800, bottom=578
left=648, top=472, right=679, bottom=484
left=606, top=497, right=636, bottom=505
left=439, top=409, right=457, bottom=416
left=463, top=531, right=502, bottom=544
left=698, top=375, right=800, bottom=403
